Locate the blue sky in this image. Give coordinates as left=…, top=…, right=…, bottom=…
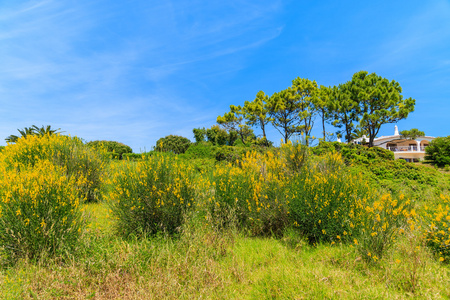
left=1, top=0, right=449, bottom=152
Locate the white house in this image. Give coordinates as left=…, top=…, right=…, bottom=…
left=353, top=126, right=435, bottom=162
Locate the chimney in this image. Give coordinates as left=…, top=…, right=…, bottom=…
left=394, top=125, right=399, bottom=136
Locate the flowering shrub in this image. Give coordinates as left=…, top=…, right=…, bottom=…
left=107, top=154, right=197, bottom=237
left=424, top=194, right=450, bottom=263
left=356, top=193, right=414, bottom=262
left=0, top=161, right=84, bottom=262
left=287, top=151, right=370, bottom=243
left=204, top=149, right=289, bottom=235
left=1, top=134, right=105, bottom=202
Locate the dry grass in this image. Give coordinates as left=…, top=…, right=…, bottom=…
left=1, top=205, right=449, bottom=300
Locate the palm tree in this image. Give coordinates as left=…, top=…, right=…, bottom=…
left=5, top=125, right=62, bottom=143
left=32, top=125, right=63, bottom=136
left=5, top=127, right=35, bottom=143
left=350, top=126, right=369, bottom=144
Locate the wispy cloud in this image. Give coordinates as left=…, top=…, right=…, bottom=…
left=0, top=0, right=286, bottom=150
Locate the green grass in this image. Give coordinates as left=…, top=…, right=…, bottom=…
left=1, top=143, right=450, bottom=299
left=1, top=201, right=449, bottom=299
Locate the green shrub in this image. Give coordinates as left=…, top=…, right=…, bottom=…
left=0, top=146, right=4, bottom=152
left=86, top=140, right=132, bottom=159
left=181, top=142, right=217, bottom=160
left=205, top=125, right=237, bottom=146
left=0, top=161, right=84, bottom=263
left=193, top=127, right=207, bottom=143
left=122, top=152, right=153, bottom=161
left=425, top=136, right=450, bottom=167
left=312, top=142, right=394, bottom=162
left=0, top=135, right=105, bottom=202
left=155, top=135, right=191, bottom=154
left=215, top=145, right=245, bottom=162
left=108, top=154, right=197, bottom=237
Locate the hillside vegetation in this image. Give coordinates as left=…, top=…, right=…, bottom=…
left=0, top=135, right=449, bottom=299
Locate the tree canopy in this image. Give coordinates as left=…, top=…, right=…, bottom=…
left=351, top=71, right=415, bottom=147
left=400, top=128, right=425, bottom=140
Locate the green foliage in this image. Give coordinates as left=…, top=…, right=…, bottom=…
left=181, top=141, right=217, bottom=160
left=5, top=125, right=62, bottom=143
left=250, top=136, right=273, bottom=147
left=122, top=152, right=153, bottom=161
left=217, top=107, right=256, bottom=145
left=0, top=161, right=84, bottom=263
left=206, top=125, right=236, bottom=146
left=242, top=91, right=271, bottom=139
left=351, top=71, right=416, bottom=147
left=325, top=83, right=359, bottom=143
left=291, top=77, right=318, bottom=145
left=86, top=140, right=132, bottom=159
left=108, top=154, right=196, bottom=237
left=268, top=78, right=318, bottom=144
left=215, top=146, right=245, bottom=163
left=193, top=127, right=207, bottom=143
left=0, top=146, right=4, bottom=152
left=425, top=136, right=450, bottom=167
left=312, top=141, right=394, bottom=162
left=400, top=128, right=425, bottom=140
left=155, top=135, right=191, bottom=154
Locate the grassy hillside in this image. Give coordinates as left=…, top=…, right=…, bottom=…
left=1, top=138, right=450, bottom=299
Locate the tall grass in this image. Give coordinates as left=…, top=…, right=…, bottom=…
left=0, top=136, right=449, bottom=298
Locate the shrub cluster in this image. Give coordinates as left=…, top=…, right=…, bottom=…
left=107, top=154, right=197, bottom=237
left=312, top=141, right=394, bottom=163
left=0, top=159, right=84, bottom=263
left=1, top=134, right=105, bottom=202
left=155, top=135, right=191, bottom=154
left=86, top=140, right=133, bottom=159
left=425, top=136, right=450, bottom=167
left=424, top=194, right=450, bottom=263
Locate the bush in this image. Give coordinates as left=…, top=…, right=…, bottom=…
left=0, top=135, right=105, bottom=202
left=355, top=193, right=413, bottom=263
left=122, top=152, right=153, bottom=161
left=205, top=125, right=237, bottom=146
left=424, top=194, right=450, bottom=263
left=0, top=161, right=84, bottom=262
left=284, top=148, right=411, bottom=261
left=86, top=140, right=132, bottom=159
left=287, top=151, right=372, bottom=244
left=108, top=154, right=197, bottom=237
left=206, top=150, right=289, bottom=235
left=0, top=146, right=4, bottom=152
left=312, top=142, right=394, bottom=162
left=425, top=136, right=450, bottom=167
left=181, top=142, right=217, bottom=160
left=155, top=135, right=191, bottom=154
left=193, top=128, right=207, bottom=143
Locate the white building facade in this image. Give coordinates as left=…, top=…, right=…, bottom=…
left=354, top=126, right=435, bottom=162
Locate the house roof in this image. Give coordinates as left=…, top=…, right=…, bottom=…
left=353, top=126, right=435, bottom=144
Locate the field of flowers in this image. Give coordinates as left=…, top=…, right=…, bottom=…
left=0, top=135, right=449, bottom=298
